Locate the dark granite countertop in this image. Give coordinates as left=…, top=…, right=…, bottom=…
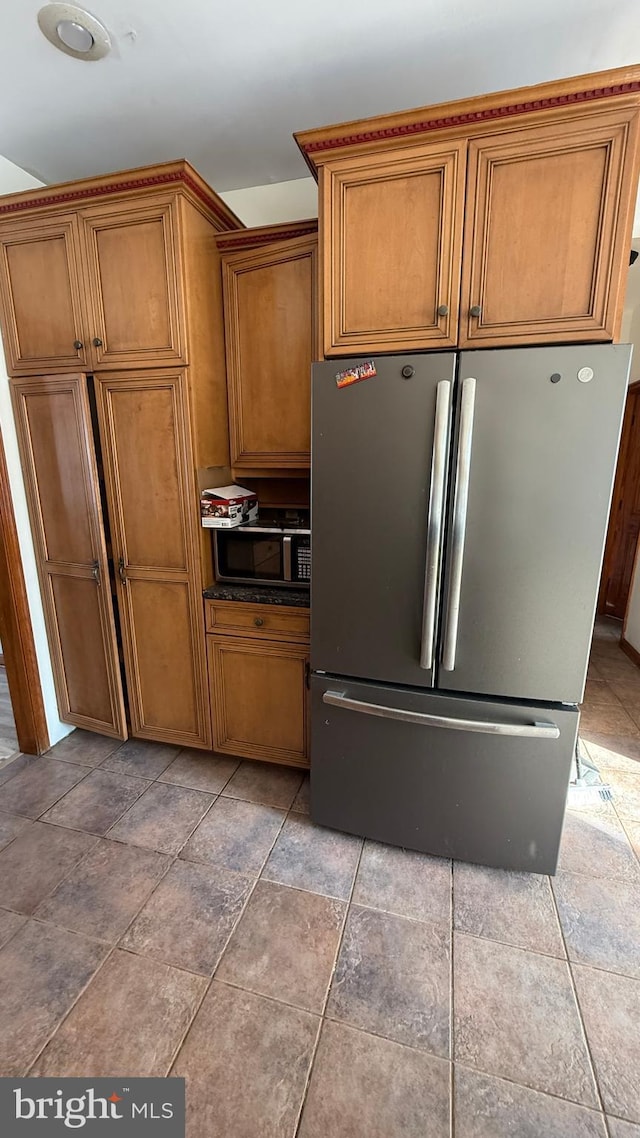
left=203, top=583, right=310, bottom=608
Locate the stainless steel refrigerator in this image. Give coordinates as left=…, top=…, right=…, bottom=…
left=310, top=344, right=631, bottom=873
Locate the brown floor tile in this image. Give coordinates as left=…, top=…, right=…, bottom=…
left=579, top=706, right=639, bottom=738
left=262, top=814, right=362, bottom=900
left=453, top=932, right=597, bottom=1107
left=222, top=759, right=303, bottom=809
left=573, top=963, right=640, bottom=1123
left=559, top=809, right=640, bottom=882
left=553, top=871, right=640, bottom=978
left=582, top=679, right=624, bottom=708
left=454, top=863, right=564, bottom=956
left=454, top=1066, right=606, bottom=1138
left=588, top=654, right=639, bottom=684
left=47, top=729, right=123, bottom=768
left=100, top=739, right=180, bottom=780
left=0, top=757, right=88, bottom=818
left=291, top=773, right=310, bottom=814
left=327, top=904, right=450, bottom=1057
left=40, top=768, right=149, bottom=835
left=217, top=880, right=345, bottom=1012
left=32, top=948, right=205, bottom=1077
left=607, top=769, right=640, bottom=822
left=0, top=822, right=97, bottom=914
left=122, top=859, right=252, bottom=975
left=298, top=1019, right=450, bottom=1138
left=171, top=980, right=319, bottom=1138
left=353, top=840, right=451, bottom=925
left=181, top=796, right=284, bottom=874
left=0, top=907, right=27, bottom=949
left=622, top=818, right=640, bottom=861
left=583, top=735, right=640, bottom=774
left=0, top=920, right=107, bottom=1075
left=35, top=839, right=170, bottom=942
left=608, top=1119, right=640, bottom=1137
left=108, top=782, right=214, bottom=854
left=0, top=752, right=38, bottom=787
left=0, top=809, right=30, bottom=850
left=159, top=748, right=239, bottom=794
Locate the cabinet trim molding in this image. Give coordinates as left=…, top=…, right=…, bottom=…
left=295, top=65, right=640, bottom=173
left=217, top=218, right=318, bottom=252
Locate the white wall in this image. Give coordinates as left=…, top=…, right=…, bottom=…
left=621, top=230, right=640, bottom=653
left=0, top=156, right=72, bottom=746
left=220, top=177, right=317, bottom=227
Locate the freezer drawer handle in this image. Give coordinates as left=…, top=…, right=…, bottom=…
left=442, top=375, right=476, bottom=672
left=322, top=690, right=560, bottom=739
left=420, top=379, right=451, bottom=670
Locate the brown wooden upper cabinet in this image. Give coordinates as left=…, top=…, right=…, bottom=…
left=219, top=220, right=319, bottom=470
left=0, top=161, right=241, bottom=376
left=295, top=65, right=640, bottom=355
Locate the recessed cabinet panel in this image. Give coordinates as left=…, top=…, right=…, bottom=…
left=460, top=110, right=640, bottom=346
left=10, top=374, right=127, bottom=738
left=0, top=216, right=88, bottom=374
left=82, top=199, right=185, bottom=368
left=223, top=235, right=317, bottom=468
left=324, top=142, right=466, bottom=354
left=208, top=634, right=309, bottom=767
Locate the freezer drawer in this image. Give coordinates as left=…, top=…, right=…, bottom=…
left=311, top=674, right=578, bottom=874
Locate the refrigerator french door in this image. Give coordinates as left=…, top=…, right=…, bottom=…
left=311, top=345, right=631, bottom=873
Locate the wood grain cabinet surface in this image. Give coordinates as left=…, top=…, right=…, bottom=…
left=0, top=162, right=243, bottom=747
left=206, top=599, right=310, bottom=768
left=219, top=221, right=319, bottom=470
left=296, top=65, right=640, bottom=354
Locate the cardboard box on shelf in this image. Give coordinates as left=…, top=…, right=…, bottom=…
left=200, top=484, right=258, bottom=528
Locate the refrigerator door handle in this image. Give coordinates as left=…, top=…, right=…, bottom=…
left=442, top=375, right=477, bottom=671
left=322, top=690, right=560, bottom=739
left=420, top=379, right=452, bottom=670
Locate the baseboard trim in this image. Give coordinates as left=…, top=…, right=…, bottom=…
left=620, top=636, right=640, bottom=670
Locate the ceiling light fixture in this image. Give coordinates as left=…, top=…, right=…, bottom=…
left=37, top=4, right=111, bottom=61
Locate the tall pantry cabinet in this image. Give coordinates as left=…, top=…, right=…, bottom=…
left=0, top=162, right=243, bottom=746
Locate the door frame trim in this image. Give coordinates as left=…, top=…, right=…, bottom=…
left=0, top=428, right=49, bottom=754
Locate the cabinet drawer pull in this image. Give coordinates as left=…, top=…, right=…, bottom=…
left=437, top=304, right=449, bottom=317
left=254, top=617, right=264, bottom=627
left=93, top=337, right=103, bottom=348
left=469, top=305, right=482, bottom=318
left=73, top=340, right=83, bottom=350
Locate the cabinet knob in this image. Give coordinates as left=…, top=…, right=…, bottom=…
left=93, top=337, right=103, bottom=348
left=73, top=340, right=83, bottom=350
left=254, top=617, right=264, bottom=627
left=437, top=304, right=449, bottom=317
left=469, top=305, right=482, bottom=318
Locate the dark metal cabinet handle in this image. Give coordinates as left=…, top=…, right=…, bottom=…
left=91, top=560, right=99, bottom=583
left=437, top=304, right=449, bottom=317
left=118, top=557, right=126, bottom=583
left=93, top=337, right=103, bottom=348
left=254, top=617, right=264, bottom=627
left=469, top=305, right=482, bottom=318
left=73, top=340, right=83, bottom=350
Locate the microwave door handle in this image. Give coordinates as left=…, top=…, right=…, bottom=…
left=442, top=376, right=476, bottom=672
left=420, top=379, right=452, bottom=670
left=283, top=534, right=293, bottom=582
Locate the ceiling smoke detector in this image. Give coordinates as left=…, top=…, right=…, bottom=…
left=37, top=4, right=111, bottom=60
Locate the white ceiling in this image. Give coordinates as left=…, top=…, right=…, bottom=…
left=0, top=0, right=639, bottom=193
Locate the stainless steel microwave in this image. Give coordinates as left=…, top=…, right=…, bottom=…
left=213, top=525, right=311, bottom=588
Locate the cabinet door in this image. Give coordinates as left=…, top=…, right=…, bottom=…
left=208, top=634, right=309, bottom=767
left=0, top=215, right=88, bottom=375
left=460, top=108, right=640, bottom=346
left=223, top=235, right=318, bottom=468
left=322, top=141, right=466, bottom=355
left=10, top=375, right=127, bottom=737
left=95, top=370, right=210, bottom=748
left=81, top=197, right=186, bottom=369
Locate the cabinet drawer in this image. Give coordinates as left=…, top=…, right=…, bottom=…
left=205, top=599, right=309, bottom=641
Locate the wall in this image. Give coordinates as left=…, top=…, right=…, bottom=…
left=220, top=177, right=317, bottom=226
left=0, top=156, right=72, bottom=745
left=621, top=229, right=640, bottom=653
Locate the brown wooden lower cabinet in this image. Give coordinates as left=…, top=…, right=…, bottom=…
left=207, top=608, right=309, bottom=768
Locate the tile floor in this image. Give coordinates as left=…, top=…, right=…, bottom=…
left=0, top=621, right=638, bottom=1135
